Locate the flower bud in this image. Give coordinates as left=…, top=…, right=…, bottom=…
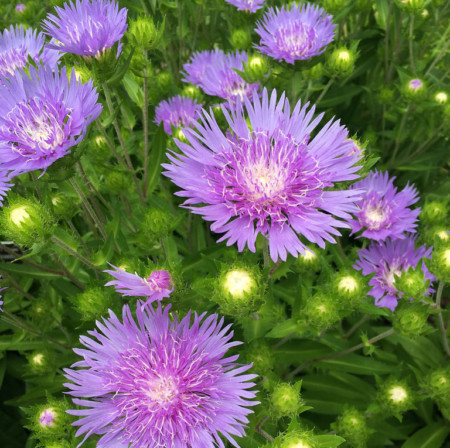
left=332, top=407, right=371, bottom=448
left=434, top=91, right=448, bottom=104
left=279, top=431, right=315, bottom=448
left=321, top=0, right=349, bottom=14
left=328, top=46, right=356, bottom=77
left=16, top=3, right=26, bottom=13
left=243, top=54, right=270, bottom=82
left=27, top=351, right=54, bottom=374
left=0, top=197, right=54, bottom=247
left=182, top=84, right=203, bottom=101
left=303, top=293, right=340, bottom=329
left=143, top=208, right=172, bottom=239
left=270, top=381, right=305, bottom=418
left=230, top=28, right=251, bottom=50
left=379, top=86, right=395, bottom=104
left=397, top=0, right=427, bottom=14
left=173, top=127, right=189, bottom=143
left=392, top=302, right=431, bottom=337
left=245, top=340, right=274, bottom=374
left=394, top=266, right=432, bottom=301
left=403, top=78, right=426, bottom=100
left=51, top=193, right=77, bottom=220
left=74, top=287, right=114, bottom=321
left=156, top=71, right=173, bottom=95
left=423, top=367, right=450, bottom=403
left=128, top=16, right=164, bottom=50
left=334, top=271, right=365, bottom=308
left=421, top=200, right=448, bottom=224
left=214, top=265, right=262, bottom=316
left=296, top=248, right=321, bottom=273
left=105, top=171, right=132, bottom=196
left=377, top=378, right=415, bottom=418
left=27, top=398, right=71, bottom=440
left=428, top=246, right=450, bottom=282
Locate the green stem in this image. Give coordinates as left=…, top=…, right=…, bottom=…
left=409, top=14, right=416, bottom=72
left=436, top=282, right=450, bottom=357
left=316, top=77, right=334, bottom=105
left=262, top=239, right=270, bottom=268
left=390, top=106, right=411, bottom=164
left=286, top=328, right=395, bottom=378
left=143, top=65, right=150, bottom=197
left=51, top=235, right=97, bottom=270
left=343, top=315, right=371, bottom=339
left=50, top=253, right=86, bottom=290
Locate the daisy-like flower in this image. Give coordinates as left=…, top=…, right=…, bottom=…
left=105, top=264, right=173, bottom=303
left=182, top=50, right=259, bottom=104
left=43, top=0, right=128, bottom=57
left=255, top=3, right=335, bottom=64
left=225, top=0, right=265, bottom=13
left=0, top=25, right=60, bottom=79
left=163, top=89, right=362, bottom=262
left=155, top=95, right=202, bottom=135
left=65, top=303, right=258, bottom=447
left=348, top=170, right=421, bottom=241
left=0, top=65, right=102, bottom=178
left=354, top=236, right=435, bottom=311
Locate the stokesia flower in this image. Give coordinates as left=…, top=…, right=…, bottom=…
left=65, top=303, right=258, bottom=447
left=105, top=264, right=173, bottom=303
left=43, top=0, right=128, bottom=57
left=0, top=65, right=102, bottom=179
left=182, top=50, right=260, bottom=104
left=255, top=2, right=335, bottom=64
left=155, top=95, right=202, bottom=135
left=163, top=88, right=363, bottom=262
left=349, top=170, right=421, bottom=241
left=0, top=25, right=60, bottom=79
left=354, top=236, right=435, bottom=311
left=225, top=0, right=265, bottom=13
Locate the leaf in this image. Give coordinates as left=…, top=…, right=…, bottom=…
left=401, top=422, right=450, bottom=448
left=122, top=73, right=144, bottom=107
left=319, top=85, right=363, bottom=108
left=313, top=435, right=346, bottom=448
left=146, top=124, right=167, bottom=196
left=266, top=319, right=299, bottom=338
left=0, top=263, right=60, bottom=280
left=317, top=354, right=396, bottom=375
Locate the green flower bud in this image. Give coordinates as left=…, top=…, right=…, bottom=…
left=402, top=78, right=426, bottom=100
left=328, top=46, right=356, bottom=77
left=173, top=127, right=189, bottom=143
left=421, top=200, right=448, bottom=224
left=397, top=0, right=427, bottom=14
left=423, top=366, right=450, bottom=403
left=434, top=91, right=448, bottom=104
left=296, top=248, right=321, bottom=273
left=245, top=340, right=274, bottom=374
left=428, top=245, right=450, bottom=282
left=271, top=381, right=304, bottom=418
left=74, top=287, right=113, bottom=321
left=377, top=378, right=415, bottom=418
left=230, top=28, right=251, bottom=50
left=392, top=302, right=431, bottom=337
left=279, top=432, right=316, bottom=448
left=43, top=442, right=72, bottom=448
left=334, top=271, right=365, bottom=308
left=105, top=171, right=132, bottom=196
left=303, top=293, right=340, bottom=329
left=143, top=208, right=172, bottom=239
left=87, top=134, right=111, bottom=163
left=214, top=265, right=263, bottom=316
left=332, top=407, right=371, bottom=448
left=51, top=193, right=78, bottom=219
left=379, top=86, right=395, bottom=104
left=128, top=16, right=164, bottom=50
left=156, top=71, right=173, bottom=95
left=0, top=196, right=54, bottom=247
left=182, top=84, right=203, bottom=101
left=26, top=351, right=54, bottom=374
left=321, top=0, right=349, bottom=14
left=71, top=64, right=93, bottom=84
left=393, top=265, right=431, bottom=300
left=244, top=54, right=270, bottom=82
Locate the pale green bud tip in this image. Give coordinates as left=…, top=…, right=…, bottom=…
left=300, top=249, right=316, bottom=262
left=222, top=269, right=256, bottom=299
left=388, top=385, right=408, bottom=403
left=31, top=353, right=45, bottom=366
left=338, top=275, right=359, bottom=293
left=10, top=205, right=30, bottom=227
left=443, top=249, right=450, bottom=268
left=435, top=92, right=448, bottom=104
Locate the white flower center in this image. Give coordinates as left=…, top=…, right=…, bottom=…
left=224, top=269, right=255, bottom=298
left=388, top=386, right=408, bottom=403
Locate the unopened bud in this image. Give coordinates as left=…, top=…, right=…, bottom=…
left=74, top=287, right=113, bottom=321
left=245, top=341, right=274, bottom=374
left=378, top=378, right=415, bottom=417
left=435, top=91, right=448, bottom=104
left=332, top=407, right=371, bottom=448
left=182, top=84, right=203, bottom=101
left=328, top=47, right=356, bottom=77
left=230, top=29, right=251, bottom=50
left=105, top=171, right=132, bottom=195
left=392, top=302, right=430, bottom=337
left=244, top=55, right=270, bottom=82
left=303, top=293, right=340, bottom=329
left=421, top=200, right=447, bottom=224
left=128, top=16, right=164, bottom=50
left=156, top=71, right=173, bottom=95
left=379, top=86, right=394, bottom=104
left=271, top=382, right=304, bottom=418
left=398, top=0, right=427, bottom=14
left=403, top=78, right=426, bottom=100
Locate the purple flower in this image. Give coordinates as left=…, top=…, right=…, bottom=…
left=64, top=303, right=258, bottom=447
left=155, top=95, right=202, bottom=135
left=225, top=0, right=265, bottom=13
left=0, top=66, right=102, bottom=179
left=105, top=264, right=174, bottom=303
left=0, top=25, right=60, bottom=78
left=15, top=4, right=26, bottom=13
left=354, top=236, right=435, bottom=311
left=409, top=79, right=423, bottom=91
left=255, top=3, right=335, bottom=64
left=0, top=171, right=12, bottom=206
left=163, top=89, right=362, bottom=262
left=39, top=408, right=56, bottom=427
left=348, top=170, right=421, bottom=241
left=182, top=50, right=259, bottom=104
left=43, top=0, right=128, bottom=57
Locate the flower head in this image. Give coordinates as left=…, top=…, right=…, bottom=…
left=43, top=0, right=128, bottom=57
left=0, top=25, right=60, bottom=79
left=155, top=95, right=202, bottom=135
left=182, top=50, right=259, bottom=104
left=255, top=3, right=335, bottom=64
left=39, top=408, right=57, bottom=428
left=163, top=89, right=362, bottom=262
left=65, top=303, right=258, bottom=447
left=225, top=0, right=265, bottom=13
left=15, top=4, right=26, bottom=13
left=0, top=171, right=12, bottom=206
left=408, top=79, right=423, bottom=91
left=349, top=170, right=421, bottom=241
left=105, top=264, right=173, bottom=303
left=0, top=66, right=102, bottom=179
left=354, top=236, right=435, bottom=311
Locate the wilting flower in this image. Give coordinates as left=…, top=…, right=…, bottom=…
left=0, top=25, right=60, bottom=78
left=163, top=88, right=362, bottom=262
left=255, top=3, right=335, bottom=64
left=349, top=170, right=421, bottom=241
left=182, top=50, right=259, bottom=104
left=354, top=236, right=435, bottom=311
left=105, top=264, right=173, bottom=303
left=0, top=66, right=102, bottom=180
left=225, top=0, right=265, bottom=13
left=65, top=304, right=258, bottom=447
left=43, top=0, right=128, bottom=57
left=155, top=95, right=202, bottom=135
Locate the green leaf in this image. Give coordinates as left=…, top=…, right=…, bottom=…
left=146, top=124, right=167, bottom=196
left=122, top=73, right=144, bottom=107
left=313, top=435, right=346, bottom=448
left=266, top=319, right=299, bottom=338
left=317, top=354, right=396, bottom=375
left=0, top=263, right=60, bottom=280
left=319, top=85, right=363, bottom=108
left=401, top=422, right=450, bottom=448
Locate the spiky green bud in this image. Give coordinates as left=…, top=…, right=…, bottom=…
left=332, top=407, right=371, bottom=448
left=392, top=302, right=431, bottom=337
left=230, top=28, right=251, bottom=50
left=270, top=381, right=305, bottom=418
left=128, top=15, right=164, bottom=50
left=74, top=287, right=114, bottom=321
left=377, top=378, right=415, bottom=418
left=328, top=46, right=357, bottom=77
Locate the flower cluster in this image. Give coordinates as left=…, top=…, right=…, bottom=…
left=164, top=88, right=362, bottom=262
left=225, top=0, right=265, bottom=13
left=182, top=49, right=260, bottom=104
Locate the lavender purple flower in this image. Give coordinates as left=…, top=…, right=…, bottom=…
left=0, top=172, right=12, bottom=206
left=354, top=236, right=435, bottom=311
left=182, top=50, right=259, bottom=104
left=65, top=303, right=258, bottom=447
left=155, top=95, right=202, bottom=135
left=349, top=170, right=421, bottom=241
left=15, top=4, right=26, bottom=13
left=225, top=0, right=265, bottom=13
left=105, top=264, right=173, bottom=303
left=163, top=88, right=362, bottom=262
left=43, top=0, right=128, bottom=57
left=255, top=3, right=336, bottom=64
left=0, top=25, right=60, bottom=78
left=0, top=66, right=102, bottom=180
